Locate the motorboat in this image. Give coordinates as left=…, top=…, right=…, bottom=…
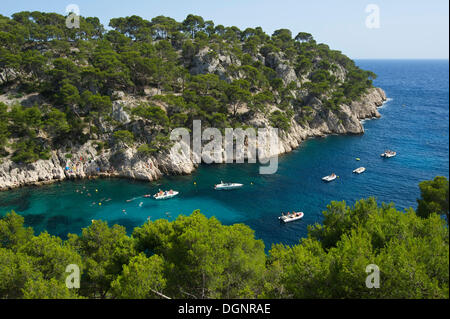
left=153, top=190, right=179, bottom=200
left=279, top=212, right=304, bottom=223
left=381, top=150, right=397, bottom=158
left=214, top=181, right=243, bottom=190
left=322, top=173, right=337, bottom=182
left=353, top=167, right=366, bottom=174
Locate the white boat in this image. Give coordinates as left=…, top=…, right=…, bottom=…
left=381, top=150, right=397, bottom=158
left=279, top=212, right=304, bottom=223
left=353, top=167, right=366, bottom=174
left=214, top=181, right=243, bottom=190
left=153, top=190, right=179, bottom=200
left=322, top=174, right=337, bottom=182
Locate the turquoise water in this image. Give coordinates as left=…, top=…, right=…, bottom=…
left=0, top=60, right=449, bottom=248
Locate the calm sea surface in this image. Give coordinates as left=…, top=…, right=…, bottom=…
left=1, top=60, right=448, bottom=249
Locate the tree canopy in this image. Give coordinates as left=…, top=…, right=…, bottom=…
left=0, top=178, right=448, bottom=299
left=417, top=176, right=449, bottom=223
left=0, top=11, right=377, bottom=163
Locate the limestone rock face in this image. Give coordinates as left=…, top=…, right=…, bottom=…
left=0, top=88, right=386, bottom=191
left=112, top=101, right=131, bottom=124
left=264, top=52, right=298, bottom=85
left=349, top=87, right=386, bottom=119
left=190, top=47, right=241, bottom=81
left=0, top=68, right=19, bottom=86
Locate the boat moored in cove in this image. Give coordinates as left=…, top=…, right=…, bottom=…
left=322, top=173, right=337, bottom=182
left=214, top=181, right=244, bottom=190
left=353, top=167, right=366, bottom=174
left=279, top=212, right=304, bottom=223
left=381, top=150, right=397, bottom=158
left=153, top=189, right=179, bottom=200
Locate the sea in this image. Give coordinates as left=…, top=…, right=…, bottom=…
left=1, top=60, right=448, bottom=250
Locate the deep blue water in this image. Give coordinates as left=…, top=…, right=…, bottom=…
left=0, top=60, right=448, bottom=249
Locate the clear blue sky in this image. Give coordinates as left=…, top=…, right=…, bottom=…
left=1, top=0, right=448, bottom=59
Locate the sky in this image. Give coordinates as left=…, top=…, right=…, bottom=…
left=1, top=0, right=448, bottom=59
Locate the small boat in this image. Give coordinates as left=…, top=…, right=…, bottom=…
left=214, top=181, right=243, bottom=190
left=279, top=212, right=304, bottom=223
left=153, top=190, right=179, bottom=200
left=322, top=173, right=337, bottom=182
left=381, top=150, right=397, bottom=158
left=143, top=194, right=152, bottom=198
left=353, top=167, right=366, bottom=174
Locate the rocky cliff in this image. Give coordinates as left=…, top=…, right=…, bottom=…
left=0, top=19, right=388, bottom=191
left=0, top=87, right=386, bottom=191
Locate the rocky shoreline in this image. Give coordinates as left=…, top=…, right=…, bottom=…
left=0, top=87, right=386, bottom=191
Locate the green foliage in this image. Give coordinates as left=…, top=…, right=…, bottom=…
left=81, top=92, right=112, bottom=115
left=182, top=14, right=205, bottom=39
left=251, top=91, right=274, bottom=112
left=131, top=104, right=169, bottom=127
left=147, top=134, right=172, bottom=153
left=269, top=110, right=291, bottom=132
left=136, top=143, right=154, bottom=157
left=295, top=32, right=314, bottom=43
left=0, top=179, right=449, bottom=299
left=226, top=80, right=252, bottom=117
left=0, top=247, right=39, bottom=298
left=0, top=211, right=34, bottom=250
left=8, top=104, right=42, bottom=137
left=417, top=176, right=449, bottom=222
left=11, top=139, right=50, bottom=163
left=170, top=113, right=188, bottom=127
left=0, top=11, right=377, bottom=162
left=265, top=198, right=449, bottom=299
left=67, top=220, right=137, bottom=298
left=44, top=108, right=71, bottom=137
left=133, top=211, right=266, bottom=298
left=112, top=130, right=134, bottom=146
left=111, top=254, right=166, bottom=299
left=22, top=277, right=82, bottom=299
left=0, top=103, right=9, bottom=151
left=19, top=232, right=82, bottom=281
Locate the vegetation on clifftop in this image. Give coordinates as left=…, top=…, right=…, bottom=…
left=1, top=12, right=376, bottom=163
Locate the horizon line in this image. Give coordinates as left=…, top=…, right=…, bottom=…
left=353, top=58, right=449, bottom=60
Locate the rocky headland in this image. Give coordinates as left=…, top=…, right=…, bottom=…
left=0, top=87, right=386, bottom=191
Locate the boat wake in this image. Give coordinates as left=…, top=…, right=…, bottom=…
left=378, top=97, right=393, bottom=109
left=126, top=196, right=141, bottom=202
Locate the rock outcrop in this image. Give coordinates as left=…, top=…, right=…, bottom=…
left=0, top=87, right=386, bottom=191
left=265, top=52, right=298, bottom=85
left=190, top=47, right=242, bottom=81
